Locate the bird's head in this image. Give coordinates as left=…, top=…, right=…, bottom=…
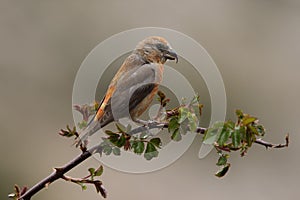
left=134, top=36, right=178, bottom=64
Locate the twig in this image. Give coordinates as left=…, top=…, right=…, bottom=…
left=254, top=134, right=289, bottom=149
left=61, top=174, right=107, bottom=198
left=18, top=145, right=101, bottom=200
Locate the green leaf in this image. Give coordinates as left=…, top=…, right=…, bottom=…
left=81, top=184, right=87, bottom=191
left=113, top=147, right=121, bottom=156
left=225, top=120, right=235, bottom=130
left=116, top=123, right=126, bottom=133
left=168, top=117, right=180, bottom=133
left=139, top=132, right=149, bottom=139
left=88, top=167, right=97, bottom=180
left=203, top=127, right=221, bottom=145
left=203, top=128, right=217, bottom=145
left=59, top=126, right=77, bottom=137
left=213, top=121, right=225, bottom=129
left=188, top=112, right=198, bottom=132
left=216, top=154, right=228, bottom=166
left=108, top=134, right=119, bottom=144
left=236, top=109, right=243, bottom=119
left=217, top=128, right=231, bottom=147
left=116, top=134, right=126, bottom=147
left=103, top=145, right=112, bottom=155
left=215, top=163, right=230, bottom=178
left=78, top=182, right=87, bottom=191
left=150, top=138, right=162, bottom=148
left=179, top=120, right=188, bottom=135
left=94, top=166, right=103, bottom=176
left=88, top=167, right=95, bottom=175
left=242, top=117, right=257, bottom=126
left=126, top=124, right=132, bottom=132
left=171, top=128, right=182, bottom=141
left=232, top=128, right=241, bottom=148
left=105, top=130, right=118, bottom=136
left=248, top=125, right=259, bottom=135
left=178, top=107, right=189, bottom=123
left=132, top=141, right=145, bottom=154
left=239, top=126, right=247, bottom=141
left=168, top=116, right=181, bottom=141
left=190, top=94, right=200, bottom=105
left=78, top=120, right=87, bottom=129
left=246, top=132, right=253, bottom=147
left=245, top=131, right=256, bottom=147
left=256, top=125, right=265, bottom=136
left=144, top=142, right=159, bottom=160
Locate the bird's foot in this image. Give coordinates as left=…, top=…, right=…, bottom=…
left=134, top=119, right=159, bottom=127
left=133, top=119, right=161, bottom=137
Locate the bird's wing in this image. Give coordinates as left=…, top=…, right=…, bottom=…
left=107, top=63, right=161, bottom=120
left=128, top=83, right=156, bottom=111
left=116, top=63, right=159, bottom=91
left=75, top=96, right=105, bottom=147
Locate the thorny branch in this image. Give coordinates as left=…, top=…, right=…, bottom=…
left=16, top=144, right=102, bottom=200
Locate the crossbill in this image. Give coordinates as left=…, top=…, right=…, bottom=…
left=77, top=36, right=178, bottom=146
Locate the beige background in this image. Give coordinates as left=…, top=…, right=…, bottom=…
left=1, top=0, right=299, bottom=199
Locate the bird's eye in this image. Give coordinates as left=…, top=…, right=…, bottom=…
left=156, top=43, right=168, bottom=51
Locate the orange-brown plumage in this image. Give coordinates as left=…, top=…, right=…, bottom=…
left=77, top=36, right=178, bottom=146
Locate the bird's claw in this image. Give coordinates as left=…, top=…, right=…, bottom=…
left=134, top=119, right=160, bottom=137
left=134, top=119, right=158, bottom=127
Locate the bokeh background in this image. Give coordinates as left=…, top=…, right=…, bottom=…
left=1, top=0, right=299, bottom=199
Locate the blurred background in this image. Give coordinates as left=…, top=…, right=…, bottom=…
left=1, top=0, right=299, bottom=199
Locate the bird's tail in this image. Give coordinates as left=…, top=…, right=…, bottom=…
left=75, top=119, right=102, bottom=148
left=75, top=114, right=114, bottom=148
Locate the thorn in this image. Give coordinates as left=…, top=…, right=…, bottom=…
left=80, top=143, right=87, bottom=152
left=54, top=167, right=64, bottom=173
left=285, top=133, right=289, bottom=147
left=45, top=182, right=50, bottom=189
left=20, top=186, right=28, bottom=195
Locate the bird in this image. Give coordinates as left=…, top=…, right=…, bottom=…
left=76, top=36, right=178, bottom=147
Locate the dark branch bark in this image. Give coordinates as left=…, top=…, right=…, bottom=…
left=254, top=134, right=289, bottom=149
left=17, top=122, right=287, bottom=200
left=18, top=145, right=101, bottom=200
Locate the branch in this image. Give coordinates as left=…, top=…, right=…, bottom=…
left=254, top=134, right=289, bottom=149
left=16, top=121, right=287, bottom=200
left=61, top=174, right=106, bottom=198
left=18, top=145, right=101, bottom=200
